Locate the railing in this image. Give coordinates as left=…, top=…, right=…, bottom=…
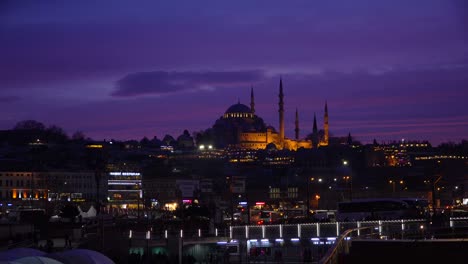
left=124, top=228, right=232, bottom=248
left=94, top=217, right=468, bottom=254
left=318, top=226, right=377, bottom=264
left=318, top=217, right=468, bottom=264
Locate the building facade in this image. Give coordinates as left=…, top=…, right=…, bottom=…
left=212, top=79, right=329, bottom=151
left=0, top=171, right=48, bottom=205
left=107, top=171, right=142, bottom=209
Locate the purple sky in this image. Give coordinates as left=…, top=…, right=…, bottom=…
left=1, top=0, right=467, bottom=146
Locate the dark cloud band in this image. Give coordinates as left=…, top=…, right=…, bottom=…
left=112, top=70, right=264, bottom=97
left=0, top=96, right=20, bottom=103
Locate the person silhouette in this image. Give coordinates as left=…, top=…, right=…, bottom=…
left=46, top=239, right=54, bottom=253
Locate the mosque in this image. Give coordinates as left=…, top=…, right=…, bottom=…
left=211, top=78, right=329, bottom=151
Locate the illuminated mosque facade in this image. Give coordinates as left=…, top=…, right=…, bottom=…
left=212, top=79, right=329, bottom=151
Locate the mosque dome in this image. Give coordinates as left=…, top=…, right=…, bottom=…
left=266, top=125, right=277, bottom=133
left=225, top=103, right=252, bottom=114
left=223, top=103, right=254, bottom=119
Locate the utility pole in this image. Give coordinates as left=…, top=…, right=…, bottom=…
left=229, top=177, right=234, bottom=227
left=432, top=174, right=442, bottom=210
left=137, top=185, right=141, bottom=219
left=247, top=198, right=251, bottom=225
left=306, top=177, right=310, bottom=218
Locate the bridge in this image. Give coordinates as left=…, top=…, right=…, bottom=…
left=124, top=217, right=468, bottom=263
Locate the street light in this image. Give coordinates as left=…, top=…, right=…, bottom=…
left=307, top=177, right=314, bottom=218
left=343, top=176, right=352, bottom=200
left=315, top=194, right=320, bottom=203
left=146, top=230, right=151, bottom=259
left=306, top=177, right=321, bottom=216
left=226, top=176, right=234, bottom=226
left=341, top=160, right=352, bottom=200
left=389, top=180, right=395, bottom=194
left=389, top=180, right=404, bottom=195
left=129, top=230, right=132, bottom=248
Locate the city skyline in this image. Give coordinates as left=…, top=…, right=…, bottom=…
left=1, top=1, right=467, bottom=146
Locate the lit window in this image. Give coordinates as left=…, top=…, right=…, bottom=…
left=269, top=188, right=281, bottom=199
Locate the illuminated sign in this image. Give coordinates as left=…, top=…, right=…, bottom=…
left=255, top=202, right=265, bottom=205
left=108, top=181, right=141, bottom=185
left=86, top=144, right=103, bottom=148
left=109, top=172, right=141, bottom=176
left=161, top=145, right=174, bottom=151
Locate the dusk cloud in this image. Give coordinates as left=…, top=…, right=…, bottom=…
left=277, top=63, right=468, bottom=106
left=1, top=1, right=466, bottom=92
left=0, top=1, right=467, bottom=145
left=112, top=70, right=265, bottom=97
left=0, top=96, right=20, bottom=103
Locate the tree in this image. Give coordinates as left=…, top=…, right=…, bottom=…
left=86, top=145, right=108, bottom=214
left=72, top=131, right=86, bottom=141
left=59, top=202, right=80, bottom=221
left=45, top=125, right=69, bottom=142
left=194, top=131, right=204, bottom=145
left=140, top=137, right=150, bottom=146
left=150, top=136, right=162, bottom=147
left=13, top=120, right=45, bottom=131
left=162, top=134, right=176, bottom=146
left=177, top=130, right=194, bottom=149
left=193, top=129, right=215, bottom=146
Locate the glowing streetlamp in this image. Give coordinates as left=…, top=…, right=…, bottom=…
left=389, top=180, right=404, bottom=194
left=389, top=180, right=395, bottom=193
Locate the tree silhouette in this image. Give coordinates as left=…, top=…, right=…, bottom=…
left=45, top=125, right=68, bottom=143
left=59, top=202, right=80, bottom=221
left=162, top=134, right=176, bottom=146
left=86, top=145, right=107, bottom=214
left=150, top=136, right=162, bottom=147
left=13, top=120, right=45, bottom=131
left=72, top=131, right=86, bottom=141
left=140, top=137, right=150, bottom=146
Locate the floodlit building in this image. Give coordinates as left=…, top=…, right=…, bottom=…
left=212, top=79, right=329, bottom=150
left=107, top=171, right=142, bottom=209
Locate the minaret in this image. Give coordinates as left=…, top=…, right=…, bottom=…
left=324, top=101, right=329, bottom=145
left=250, top=86, right=255, bottom=114
left=313, top=113, right=318, bottom=148
left=313, top=113, right=318, bottom=134
left=295, top=108, right=299, bottom=140
left=279, top=78, right=285, bottom=146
